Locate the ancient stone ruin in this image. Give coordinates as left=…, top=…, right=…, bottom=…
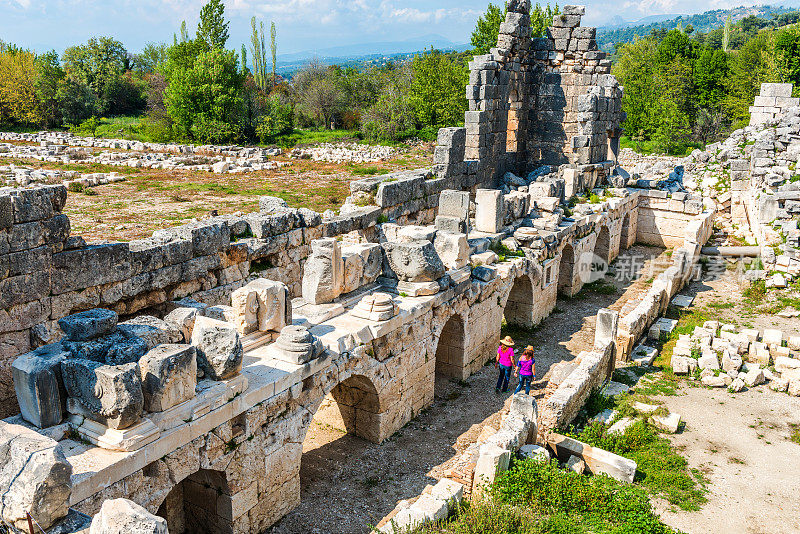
left=4, top=3, right=800, bottom=533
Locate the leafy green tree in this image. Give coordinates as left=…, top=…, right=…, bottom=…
left=164, top=47, right=243, bottom=141
left=471, top=4, right=505, bottom=55
left=62, top=37, right=128, bottom=99
left=724, top=32, right=779, bottom=121
left=409, top=50, right=468, bottom=128
left=250, top=17, right=270, bottom=92
left=362, top=67, right=416, bottom=142
left=197, top=0, right=229, bottom=50
left=292, top=61, right=344, bottom=128
left=694, top=47, right=729, bottom=110
left=774, top=26, right=800, bottom=90
left=55, top=79, right=98, bottom=125
left=34, top=51, right=65, bottom=127
left=132, top=43, right=167, bottom=74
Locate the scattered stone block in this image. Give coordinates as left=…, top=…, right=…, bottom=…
left=567, top=454, right=586, bottom=474
left=744, top=368, right=765, bottom=387
left=383, top=240, right=446, bottom=282
left=62, top=359, right=144, bottom=429
left=770, top=377, right=790, bottom=392
left=89, top=498, right=168, bottom=534
left=434, top=232, right=470, bottom=270
left=138, top=344, right=197, bottom=412
left=592, top=409, right=617, bottom=424
left=701, top=375, right=726, bottom=387
left=0, top=422, right=72, bottom=531
left=651, top=413, right=681, bottom=433
left=763, top=328, right=784, bottom=347
left=190, top=316, right=243, bottom=381
left=430, top=478, right=463, bottom=510
left=475, top=189, right=503, bottom=233
left=775, top=356, right=800, bottom=373
left=602, top=381, right=629, bottom=397
left=266, top=325, right=323, bottom=365
left=698, top=353, right=720, bottom=370
left=117, top=315, right=181, bottom=350
left=788, top=379, right=800, bottom=396
left=472, top=443, right=511, bottom=498
left=671, top=295, right=694, bottom=308
left=547, top=433, right=637, bottom=483
left=729, top=377, right=746, bottom=392
left=519, top=444, right=550, bottom=462
left=302, top=238, right=344, bottom=304
left=232, top=278, right=290, bottom=335
left=164, top=306, right=198, bottom=342
left=12, top=343, right=69, bottom=428
left=352, top=292, right=397, bottom=322
left=58, top=308, right=118, bottom=341
left=608, top=417, right=634, bottom=435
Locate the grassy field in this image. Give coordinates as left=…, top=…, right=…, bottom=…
left=0, top=141, right=432, bottom=241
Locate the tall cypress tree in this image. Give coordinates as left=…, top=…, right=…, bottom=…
left=197, top=0, right=229, bottom=50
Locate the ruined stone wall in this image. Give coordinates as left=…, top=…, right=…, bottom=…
left=430, top=4, right=624, bottom=191
left=0, top=186, right=385, bottom=416
left=636, top=190, right=706, bottom=248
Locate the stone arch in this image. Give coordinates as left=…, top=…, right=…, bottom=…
left=595, top=225, right=611, bottom=264
left=311, top=373, right=383, bottom=444
left=434, top=313, right=466, bottom=380
left=558, top=243, right=576, bottom=297
left=620, top=213, right=632, bottom=252
left=156, top=469, right=232, bottom=534
left=504, top=275, right=535, bottom=328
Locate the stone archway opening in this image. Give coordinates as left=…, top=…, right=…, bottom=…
left=558, top=243, right=576, bottom=297
left=434, top=314, right=466, bottom=382
left=595, top=225, right=611, bottom=264
left=620, top=214, right=631, bottom=252
left=157, top=469, right=232, bottom=534
left=312, top=374, right=383, bottom=444
left=504, top=275, right=535, bottom=328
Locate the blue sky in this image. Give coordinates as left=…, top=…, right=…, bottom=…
left=0, top=0, right=792, bottom=55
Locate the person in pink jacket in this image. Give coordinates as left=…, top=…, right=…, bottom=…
left=514, top=346, right=536, bottom=395
left=495, top=336, right=516, bottom=393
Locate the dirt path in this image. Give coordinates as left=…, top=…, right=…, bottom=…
left=268, top=246, right=667, bottom=534
left=654, top=385, right=800, bottom=534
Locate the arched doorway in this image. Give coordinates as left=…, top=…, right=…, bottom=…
left=434, top=314, right=465, bottom=380
left=157, top=469, right=232, bottom=534
left=620, top=214, right=631, bottom=251
left=504, top=276, right=534, bottom=328
left=595, top=226, right=611, bottom=264
left=313, top=374, right=382, bottom=443
left=558, top=244, right=576, bottom=297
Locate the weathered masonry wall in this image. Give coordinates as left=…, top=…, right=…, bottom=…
left=636, top=189, right=706, bottom=248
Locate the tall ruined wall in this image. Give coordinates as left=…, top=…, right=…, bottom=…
left=431, top=4, right=624, bottom=190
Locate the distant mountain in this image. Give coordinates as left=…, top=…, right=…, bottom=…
left=597, top=4, right=797, bottom=51
left=277, top=34, right=465, bottom=66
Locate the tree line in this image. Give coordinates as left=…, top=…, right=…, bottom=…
left=613, top=12, right=800, bottom=154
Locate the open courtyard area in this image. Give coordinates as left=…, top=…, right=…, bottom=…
left=2, top=1, right=800, bottom=533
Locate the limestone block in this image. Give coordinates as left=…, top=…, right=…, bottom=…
left=341, top=250, right=365, bottom=294
left=519, top=444, right=550, bottom=462
left=164, top=307, right=198, bottom=342
left=302, top=238, right=343, bottom=305
left=266, top=325, right=323, bottom=365
left=61, top=359, right=144, bottom=429
left=472, top=443, right=511, bottom=498
left=594, top=308, right=618, bottom=348
left=547, top=433, right=636, bottom=483
left=351, top=293, right=397, bottom=322
left=721, top=352, right=743, bottom=373
left=190, top=316, right=243, bottom=381
left=349, top=243, right=383, bottom=283
left=58, top=308, right=118, bottom=341
left=430, top=478, right=463, bottom=510
left=763, top=328, right=783, bottom=347
left=651, top=413, right=681, bottom=433
left=63, top=329, right=149, bottom=366
left=775, top=356, right=800, bottom=374
left=232, top=278, right=290, bottom=335
left=434, top=232, right=469, bottom=270
left=701, top=375, right=726, bottom=387
left=117, top=316, right=181, bottom=350
left=475, top=189, right=503, bottom=233
left=438, top=189, right=470, bottom=220
left=744, top=368, right=765, bottom=387
left=770, top=377, right=789, bottom=392
left=567, top=455, right=586, bottom=474
left=138, top=344, right=197, bottom=412
left=0, top=422, right=72, bottom=531
left=89, top=498, right=168, bottom=534
left=698, top=353, right=720, bottom=370
left=410, top=494, right=449, bottom=523
left=382, top=240, right=446, bottom=282
left=12, top=343, right=69, bottom=428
